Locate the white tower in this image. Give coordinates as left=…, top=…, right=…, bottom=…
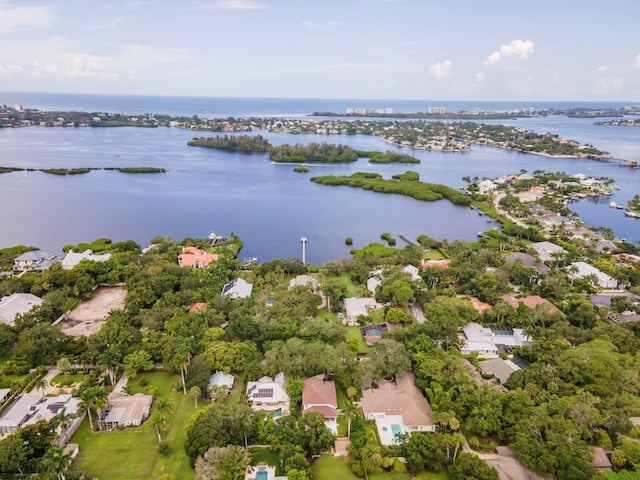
left=300, top=237, right=307, bottom=264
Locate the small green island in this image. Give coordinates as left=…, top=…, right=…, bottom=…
left=187, top=134, right=273, bottom=152
left=269, top=142, right=359, bottom=163
left=0, top=166, right=166, bottom=175
left=310, top=170, right=472, bottom=206
left=357, top=150, right=421, bottom=164
left=293, top=167, right=309, bottom=173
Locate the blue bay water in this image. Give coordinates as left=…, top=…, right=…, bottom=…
left=0, top=92, right=639, bottom=264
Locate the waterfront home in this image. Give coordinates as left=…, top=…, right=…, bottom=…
left=288, top=274, right=320, bottom=292
left=61, top=249, right=111, bottom=270
left=302, top=375, right=339, bottom=434
left=567, top=262, right=619, bottom=290
left=504, top=252, right=550, bottom=274
left=12, top=250, right=59, bottom=272
left=0, top=293, right=42, bottom=326
left=98, top=392, right=153, bottom=429
left=343, top=297, right=382, bottom=326
left=246, top=373, right=289, bottom=417
left=459, top=322, right=531, bottom=357
left=360, top=372, right=435, bottom=445
left=177, top=246, right=219, bottom=268
left=222, top=278, right=253, bottom=299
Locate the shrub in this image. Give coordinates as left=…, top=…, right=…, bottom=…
left=159, top=441, right=170, bottom=456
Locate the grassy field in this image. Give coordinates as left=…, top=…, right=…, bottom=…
left=311, top=455, right=359, bottom=480
left=51, top=372, right=88, bottom=386
left=71, top=371, right=197, bottom=480
left=249, top=448, right=282, bottom=474
left=345, top=326, right=370, bottom=354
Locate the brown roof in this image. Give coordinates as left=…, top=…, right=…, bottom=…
left=360, top=373, right=434, bottom=427
left=589, top=447, right=612, bottom=469
left=302, top=375, right=338, bottom=410
left=501, top=295, right=562, bottom=315
left=305, top=405, right=339, bottom=418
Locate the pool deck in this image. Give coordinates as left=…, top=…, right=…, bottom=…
left=245, top=465, right=275, bottom=480
left=375, top=414, right=406, bottom=445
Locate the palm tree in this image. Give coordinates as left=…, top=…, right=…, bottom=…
left=149, top=414, right=164, bottom=443
left=33, top=377, right=49, bottom=399
left=40, top=445, right=73, bottom=480
left=208, top=385, right=228, bottom=404
left=189, top=386, right=201, bottom=409
left=78, top=386, right=107, bottom=431
left=285, top=376, right=304, bottom=409
left=57, top=357, right=72, bottom=385
left=342, top=402, right=358, bottom=439
left=99, top=345, right=122, bottom=386
left=50, top=407, right=76, bottom=440
left=346, top=386, right=358, bottom=402
left=154, top=398, right=173, bottom=431
left=361, top=446, right=383, bottom=480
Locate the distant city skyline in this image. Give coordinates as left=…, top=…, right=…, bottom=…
left=0, top=0, right=639, bottom=101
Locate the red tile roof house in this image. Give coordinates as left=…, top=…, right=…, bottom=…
left=302, top=375, right=339, bottom=435
left=177, top=246, right=219, bottom=268
left=360, top=372, right=436, bottom=445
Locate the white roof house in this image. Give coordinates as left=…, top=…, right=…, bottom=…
left=0, top=389, right=11, bottom=406
left=532, top=241, right=568, bottom=262
left=0, top=394, right=80, bottom=434
left=246, top=373, right=289, bottom=416
left=0, top=293, right=42, bottom=326
left=460, top=323, right=531, bottom=357
left=222, top=278, right=253, bottom=299
left=402, top=265, right=421, bottom=281
left=61, top=249, right=111, bottom=270
left=343, top=297, right=382, bottom=326
left=208, top=371, right=235, bottom=391
left=289, top=275, right=320, bottom=291
left=568, top=262, right=619, bottom=290
left=99, top=392, right=153, bottom=429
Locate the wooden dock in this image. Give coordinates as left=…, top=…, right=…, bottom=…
left=399, top=233, right=419, bottom=246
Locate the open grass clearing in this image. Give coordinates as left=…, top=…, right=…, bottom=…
left=345, top=326, right=370, bottom=354
left=71, top=371, right=196, bottom=480
left=311, top=455, right=359, bottom=480
left=249, top=448, right=282, bottom=474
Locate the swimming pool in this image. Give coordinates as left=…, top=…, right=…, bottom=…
left=256, top=470, right=268, bottom=480
left=391, top=424, right=403, bottom=439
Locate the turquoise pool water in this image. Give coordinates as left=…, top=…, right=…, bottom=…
left=256, top=470, right=268, bottom=480
left=391, top=424, right=403, bottom=438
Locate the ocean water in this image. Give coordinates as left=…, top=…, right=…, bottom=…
left=0, top=92, right=639, bottom=264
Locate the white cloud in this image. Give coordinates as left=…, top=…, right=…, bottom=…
left=597, top=65, right=608, bottom=73
left=635, top=54, right=640, bottom=68
left=485, top=39, right=534, bottom=66
left=0, top=1, right=54, bottom=35
left=428, top=60, right=452, bottom=79
left=212, top=0, right=268, bottom=9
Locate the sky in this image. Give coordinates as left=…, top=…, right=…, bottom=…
left=0, top=0, right=639, bottom=101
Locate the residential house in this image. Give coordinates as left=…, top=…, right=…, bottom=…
left=478, top=358, right=521, bottom=384
left=177, top=246, right=219, bottom=268
left=360, top=372, right=436, bottom=445
left=208, top=371, right=235, bottom=397
left=504, top=252, right=549, bottom=275
left=0, top=389, right=10, bottom=407
left=99, top=392, right=153, bottom=429
left=13, top=250, right=59, bottom=272
left=460, top=323, right=532, bottom=357
left=222, top=278, right=253, bottom=299
left=532, top=241, right=568, bottom=263
left=402, top=265, right=421, bottom=281
left=302, top=375, right=339, bottom=434
left=421, top=259, right=451, bottom=269
left=246, top=373, right=289, bottom=417
left=0, top=394, right=80, bottom=434
left=501, top=295, right=562, bottom=316
left=343, top=297, right=382, bottom=326
left=0, top=293, right=42, bottom=326
left=61, top=249, right=111, bottom=270
left=289, top=275, right=320, bottom=292
left=568, top=262, right=618, bottom=290
left=485, top=446, right=550, bottom=480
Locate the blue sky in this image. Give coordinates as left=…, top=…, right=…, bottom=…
left=1, top=0, right=639, bottom=100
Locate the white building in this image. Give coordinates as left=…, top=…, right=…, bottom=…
left=568, top=262, right=619, bottom=290
left=460, top=322, right=532, bottom=357
left=61, top=249, right=112, bottom=270
left=0, top=293, right=42, bottom=326
left=222, top=278, right=253, bottom=299
left=246, top=373, right=289, bottom=416
left=343, top=297, right=382, bottom=326
left=532, top=241, right=568, bottom=263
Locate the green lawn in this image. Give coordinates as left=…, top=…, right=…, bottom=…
left=71, top=371, right=197, bottom=480
left=340, top=273, right=360, bottom=298
left=51, top=372, right=88, bottom=386
left=345, top=326, right=370, bottom=354
left=249, top=448, right=282, bottom=474
left=423, top=249, right=446, bottom=260
left=312, top=455, right=359, bottom=480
